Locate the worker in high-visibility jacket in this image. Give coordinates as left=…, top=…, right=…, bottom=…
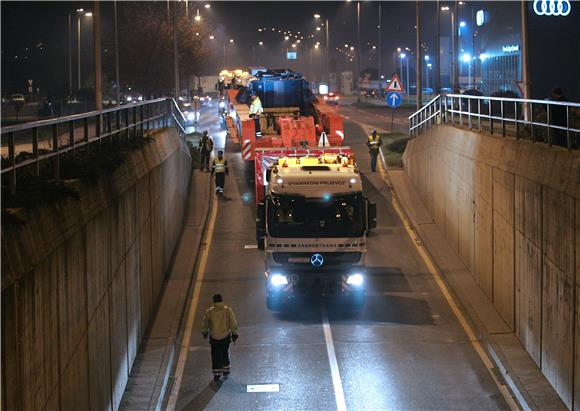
left=366, top=129, right=382, bottom=172
left=211, top=150, right=229, bottom=194
left=201, top=294, right=239, bottom=382
left=249, top=91, right=263, bottom=138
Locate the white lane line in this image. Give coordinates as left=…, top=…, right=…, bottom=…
left=244, top=244, right=258, bottom=249
left=320, top=306, right=348, bottom=411
left=166, top=194, right=219, bottom=411
left=382, top=170, right=519, bottom=411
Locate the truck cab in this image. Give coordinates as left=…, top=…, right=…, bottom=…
left=256, top=152, right=376, bottom=310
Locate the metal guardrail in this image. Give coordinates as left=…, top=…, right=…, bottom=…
left=409, top=94, right=580, bottom=150
left=1, top=98, right=188, bottom=193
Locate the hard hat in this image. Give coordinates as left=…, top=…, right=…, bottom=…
left=249, top=89, right=257, bottom=97
left=371, top=129, right=377, bottom=135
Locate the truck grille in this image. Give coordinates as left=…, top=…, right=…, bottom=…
left=272, top=252, right=361, bottom=266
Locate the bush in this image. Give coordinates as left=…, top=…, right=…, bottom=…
left=387, top=138, right=408, bottom=153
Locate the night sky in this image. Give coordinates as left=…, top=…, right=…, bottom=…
left=2, top=1, right=579, bottom=99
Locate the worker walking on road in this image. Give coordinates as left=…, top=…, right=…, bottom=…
left=199, top=131, right=214, bottom=172
left=366, top=129, right=382, bottom=172
left=211, top=150, right=229, bottom=195
left=201, top=294, right=239, bottom=382
left=249, top=91, right=263, bottom=138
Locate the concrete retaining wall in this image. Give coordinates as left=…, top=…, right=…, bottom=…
left=403, top=125, right=579, bottom=409
left=1, top=128, right=191, bottom=410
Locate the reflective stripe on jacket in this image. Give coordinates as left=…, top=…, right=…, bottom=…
left=249, top=96, right=263, bottom=116
left=213, top=157, right=228, bottom=173
left=367, top=135, right=382, bottom=151
left=201, top=302, right=239, bottom=340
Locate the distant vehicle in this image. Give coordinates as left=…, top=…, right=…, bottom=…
left=10, top=94, right=25, bottom=104
left=120, top=94, right=143, bottom=105
left=440, top=87, right=452, bottom=94
left=324, top=92, right=340, bottom=105
left=364, top=89, right=379, bottom=98
left=199, top=95, right=212, bottom=104
left=422, top=87, right=434, bottom=94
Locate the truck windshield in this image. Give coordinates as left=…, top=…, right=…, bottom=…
left=268, top=193, right=365, bottom=238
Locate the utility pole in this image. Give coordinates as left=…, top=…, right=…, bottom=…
left=452, top=0, right=459, bottom=92
left=356, top=1, right=361, bottom=99
left=114, top=0, right=120, bottom=105
left=520, top=0, right=530, bottom=118
left=325, top=18, right=330, bottom=86
left=378, top=2, right=382, bottom=79
left=68, top=12, right=73, bottom=97
left=416, top=1, right=422, bottom=109
left=77, top=14, right=81, bottom=90
left=173, top=2, right=180, bottom=99
left=435, top=0, right=441, bottom=93
left=93, top=1, right=102, bottom=110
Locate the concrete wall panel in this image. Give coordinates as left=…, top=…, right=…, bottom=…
left=126, top=241, right=141, bottom=370
left=1, top=129, right=192, bottom=411
left=88, top=298, right=113, bottom=411
left=59, top=336, right=90, bottom=411
left=542, top=259, right=574, bottom=408
left=110, top=263, right=129, bottom=411
left=492, top=169, right=515, bottom=329
left=86, top=212, right=111, bottom=316
left=404, top=126, right=579, bottom=408
left=58, top=233, right=87, bottom=379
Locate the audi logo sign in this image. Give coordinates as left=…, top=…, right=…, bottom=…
left=533, top=0, right=571, bottom=16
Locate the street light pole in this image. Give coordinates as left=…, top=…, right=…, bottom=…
left=378, top=2, right=382, bottom=78
left=435, top=0, right=441, bottom=93
left=356, top=1, right=361, bottom=97
left=114, top=0, right=120, bottom=104
left=68, top=12, right=73, bottom=97
left=93, top=1, right=102, bottom=111
left=326, top=18, right=330, bottom=86
left=453, top=0, right=459, bottom=91
left=77, top=13, right=81, bottom=90
left=173, top=2, right=179, bottom=99
left=416, top=0, right=422, bottom=109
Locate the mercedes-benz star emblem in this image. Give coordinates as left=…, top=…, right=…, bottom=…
left=311, top=253, right=324, bottom=267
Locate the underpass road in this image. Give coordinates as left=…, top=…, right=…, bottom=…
left=169, top=106, right=512, bottom=410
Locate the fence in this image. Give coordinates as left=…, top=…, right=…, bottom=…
left=1, top=98, right=187, bottom=193
left=409, top=94, right=580, bottom=150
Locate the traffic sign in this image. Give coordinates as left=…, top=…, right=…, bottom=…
left=386, top=73, right=404, bottom=92
left=386, top=91, right=402, bottom=108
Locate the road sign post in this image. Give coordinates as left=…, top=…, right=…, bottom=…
left=385, top=73, right=405, bottom=131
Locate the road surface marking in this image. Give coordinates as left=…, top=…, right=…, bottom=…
left=321, top=306, right=348, bottom=411
left=244, top=244, right=258, bottom=249
left=247, top=384, right=280, bottom=393
left=382, top=170, right=519, bottom=411
left=166, top=193, right=219, bottom=411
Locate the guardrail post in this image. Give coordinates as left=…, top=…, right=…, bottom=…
left=489, top=100, right=493, bottom=135
left=69, top=121, right=75, bottom=154
left=478, top=99, right=482, bottom=131
left=566, top=106, right=571, bottom=150
left=501, top=100, right=506, bottom=137
left=52, top=123, right=60, bottom=181
left=140, top=105, right=144, bottom=137
left=8, top=131, right=16, bottom=194
left=32, top=128, right=39, bottom=176
left=515, top=102, right=519, bottom=139
left=107, top=111, right=112, bottom=146
left=125, top=108, right=130, bottom=140
left=96, top=113, right=101, bottom=146
left=133, top=106, right=137, bottom=138
left=547, top=103, right=551, bottom=146
left=530, top=102, right=535, bottom=142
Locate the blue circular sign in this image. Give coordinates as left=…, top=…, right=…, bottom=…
left=386, top=91, right=402, bottom=108
left=311, top=254, right=324, bottom=267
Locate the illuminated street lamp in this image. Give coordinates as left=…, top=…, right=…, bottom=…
left=314, top=12, right=330, bottom=87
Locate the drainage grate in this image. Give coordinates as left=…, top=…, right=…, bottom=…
left=246, top=384, right=280, bottom=393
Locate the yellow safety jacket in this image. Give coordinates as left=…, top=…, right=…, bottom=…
left=201, top=302, right=239, bottom=340
left=212, top=157, right=228, bottom=174
left=249, top=96, right=263, bottom=117
left=367, top=134, right=382, bottom=151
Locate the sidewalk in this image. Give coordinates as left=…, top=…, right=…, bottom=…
left=383, top=168, right=567, bottom=411
left=120, top=169, right=212, bottom=411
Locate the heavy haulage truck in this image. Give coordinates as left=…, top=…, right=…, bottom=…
left=255, top=149, right=376, bottom=310
left=223, top=68, right=376, bottom=310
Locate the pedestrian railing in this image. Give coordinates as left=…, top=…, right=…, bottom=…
left=408, top=95, right=443, bottom=137
left=1, top=98, right=188, bottom=193
left=409, top=93, right=580, bottom=150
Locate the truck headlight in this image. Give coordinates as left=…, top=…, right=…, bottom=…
left=346, top=273, right=364, bottom=286
left=270, top=274, right=288, bottom=287
left=219, top=101, right=226, bottom=108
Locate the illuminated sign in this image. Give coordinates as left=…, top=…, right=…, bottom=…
left=502, top=44, right=520, bottom=53
left=476, top=10, right=485, bottom=26
left=533, top=0, right=571, bottom=16
left=287, top=51, right=297, bottom=60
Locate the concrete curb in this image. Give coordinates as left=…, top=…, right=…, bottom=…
left=155, top=171, right=213, bottom=411
left=379, top=164, right=567, bottom=411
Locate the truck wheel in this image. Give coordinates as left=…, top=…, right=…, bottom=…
left=257, top=237, right=265, bottom=250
